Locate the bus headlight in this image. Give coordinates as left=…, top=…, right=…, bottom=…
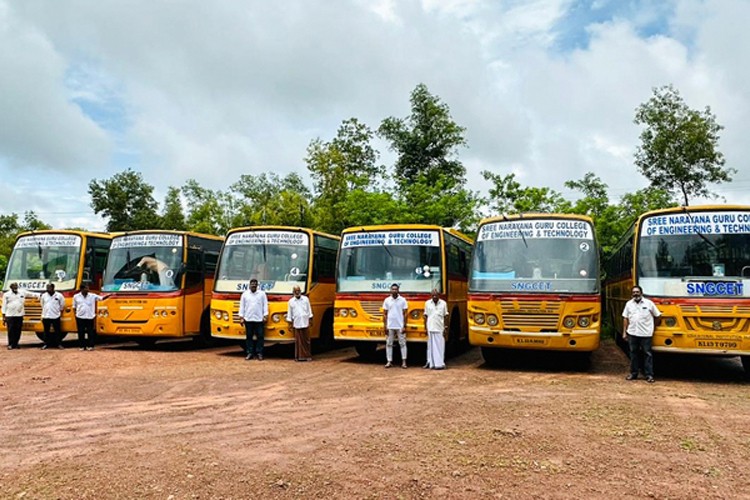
left=474, top=313, right=485, bottom=325
left=271, top=313, right=281, bottom=323
left=340, top=309, right=349, bottom=317
left=214, top=310, right=222, bottom=320
left=98, top=309, right=108, bottom=318
left=161, top=310, right=169, bottom=318
left=487, top=314, right=499, bottom=326
left=578, top=316, right=591, bottom=328
left=154, top=310, right=160, bottom=318
left=223, top=311, right=230, bottom=321
left=410, top=309, right=422, bottom=319
left=563, top=316, right=576, bottom=329
left=349, top=309, right=358, bottom=317
left=664, top=317, right=677, bottom=327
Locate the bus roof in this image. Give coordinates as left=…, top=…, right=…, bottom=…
left=224, top=225, right=339, bottom=241
left=478, top=213, right=595, bottom=226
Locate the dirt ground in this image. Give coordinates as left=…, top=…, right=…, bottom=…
left=1, top=335, right=749, bottom=500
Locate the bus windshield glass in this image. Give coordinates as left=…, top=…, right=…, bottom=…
left=4, top=234, right=82, bottom=292
left=215, top=231, right=310, bottom=294
left=638, top=210, right=750, bottom=298
left=103, top=234, right=184, bottom=292
left=470, top=219, right=598, bottom=293
left=337, top=230, right=442, bottom=293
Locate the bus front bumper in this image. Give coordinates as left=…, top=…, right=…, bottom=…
left=469, top=326, right=599, bottom=351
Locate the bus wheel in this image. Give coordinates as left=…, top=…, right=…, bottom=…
left=741, top=356, right=750, bottom=377
left=355, top=342, right=377, bottom=359
left=316, top=309, right=335, bottom=352
left=446, top=312, right=461, bottom=357
left=194, top=310, right=215, bottom=348
left=136, top=338, right=157, bottom=349
left=481, top=346, right=505, bottom=366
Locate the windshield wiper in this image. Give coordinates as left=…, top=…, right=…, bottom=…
left=503, top=213, right=528, bottom=248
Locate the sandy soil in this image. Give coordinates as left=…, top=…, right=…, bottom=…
left=1, top=335, right=749, bottom=499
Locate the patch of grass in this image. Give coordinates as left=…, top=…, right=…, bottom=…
left=679, top=437, right=705, bottom=452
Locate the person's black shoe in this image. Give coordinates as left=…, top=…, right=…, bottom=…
left=646, top=376, right=655, bottom=384
left=257, top=354, right=264, bottom=361
left=625, top=373, right=637, bottom=381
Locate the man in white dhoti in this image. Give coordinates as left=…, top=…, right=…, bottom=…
left=424, top=288, right=448, bottom=370
left=423, top=288, right=448, bottom=370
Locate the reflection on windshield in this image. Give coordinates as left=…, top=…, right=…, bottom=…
left=470, top=238, right=598, bottom=293
left=337, top=245, right=442, bottom=293
left=4, top=246, right=81, bottom=292
left=103, top=246, right=183, bottom=292
left=215, top=243, right=310, bottom=294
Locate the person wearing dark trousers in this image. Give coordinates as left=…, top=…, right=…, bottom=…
left=2, top=283, right=40, bottom=349
left=73, top=285, right=105, bottom=350
left=239, top=278, right=268, bottom=360
left=622, top=285, right=662, bottom=383
left=40, top=283, right=65, bottom=350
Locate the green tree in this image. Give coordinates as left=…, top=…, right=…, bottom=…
left=483, top=171, right=571, bottom=214
left=0, top=212, right=51, bottom=282
left=160, top=186, right=187, bottom=231
left=89, top=169, right=161, bottom=231
left=380, top=84, right=477, bottom=228
left=306, top=118, right=384, bottom=234
left=181, top=180, right=232, bottom=235
left=634, top=85, right=734, bottom=205
left=230, top=173, right=314, bottom=228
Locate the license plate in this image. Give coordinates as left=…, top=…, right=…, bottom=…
left=696, top=340, right=738, bottom=349
left=118, top=328, right=141, bottom=334
left=368, top=330, right=383, bottom=337
left=513, top=337, right=548, bottom=346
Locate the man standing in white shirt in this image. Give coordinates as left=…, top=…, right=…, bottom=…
left=40, top=283, right=66, bottom=350
left=286, top=285, right=313, bottom=362
left=423, top=288, right=449, bottom=370
left=622, top=285, right=662, bottom=383
left=1, top=283, right=40, bottom=349
left=73, top=284, right=105, bottom=350
left=383, top=283, right=409, bottom=369
left=239, top=278, right=268, bottom=361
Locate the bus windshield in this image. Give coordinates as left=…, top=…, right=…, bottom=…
left=4, top=234, right=82, bottom=292
left=215, top=231, right=310, bottom=294
left=103, top=234, right=184, bottom=292
left=337, top=230, right=442, bottom=293
left=470, top=219, right=598, bottom=293
left=638, top=210, right=750, bottom=298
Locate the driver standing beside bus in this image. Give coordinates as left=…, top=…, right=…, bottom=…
left=383, top=283, right=409, bottom=369
left=622, top=285, right=662, bottom=383
left=239, top=278, right=268, bottom=361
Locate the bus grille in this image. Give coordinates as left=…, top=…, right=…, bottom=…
left=360, top=301, right=383, bottom=318
left=678, top=303, right=750, bottom=332
left=25, top=300, right=42, bottom=322
left=500, top=300, right=561, bottom=330
left=231, top=301, right=241, bottom=324
left=679, top=304, right=748, bottom=315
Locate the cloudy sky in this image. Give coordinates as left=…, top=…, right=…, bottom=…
left=1, top=0, right=748, bottom=231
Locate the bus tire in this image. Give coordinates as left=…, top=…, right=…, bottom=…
left=316, top=309, right=335, bottom=351
left=481, top=346, right=505, bottom=366
left=446, top=311, right=461, bottom=357
left=194, top=309, right=215, bottom=347
left=741, top=355, right=750, bottom=377
left=355, top=342, right=377, bottom=359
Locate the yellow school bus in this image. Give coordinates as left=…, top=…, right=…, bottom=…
left=1, top=230, right=112, bottom=340
left=210, top=226, right=339, bottom=348
left=604, top=205, right=750, bottom=374
left=334, top=224, right=473, bottom=358
left=97, top=231, right=223, bottom=346
left=468, top=214, right=601, bottom=364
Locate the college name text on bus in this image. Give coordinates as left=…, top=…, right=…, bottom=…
left=468, top=215, right=601, bottom=361
left=96, top=231, right=222, bottom=345
left=1, top=231, right=112, bottom=340
left=334, top=225, right=473, bottom=358
left=210, top=227, right=339, bottom=344
left=604, top=206, right=750, bottom=373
